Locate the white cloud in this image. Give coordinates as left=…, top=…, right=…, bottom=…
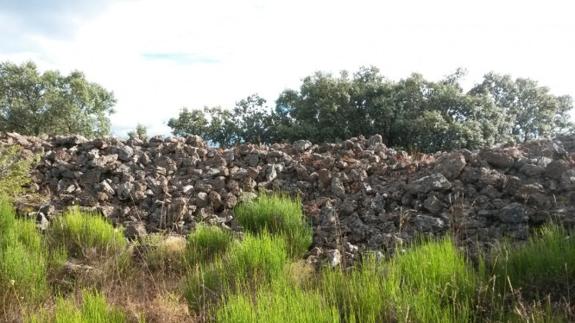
left=1, top=0, right=574, bottom=136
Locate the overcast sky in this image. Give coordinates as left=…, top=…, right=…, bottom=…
left=1, top=0, right=574, bottom=136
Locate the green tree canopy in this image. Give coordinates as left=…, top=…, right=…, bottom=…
left=0, top=61, right=116, bottom=138
left=168, top=66, right=574, bottom=152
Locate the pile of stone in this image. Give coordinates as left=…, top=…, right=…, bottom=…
left=2, top=132, right=574, bottom=265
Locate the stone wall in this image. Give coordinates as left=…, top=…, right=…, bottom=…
left=3, top=132, right=575, bottom=264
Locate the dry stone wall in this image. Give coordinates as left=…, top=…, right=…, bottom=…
left=3, top=132, right=575, bottom=264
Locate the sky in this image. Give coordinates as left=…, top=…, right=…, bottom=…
left=1, top=0, right=574, bottom=136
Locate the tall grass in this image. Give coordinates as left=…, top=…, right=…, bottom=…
left=26, top=290, right=126, bottom=323
left=186, top=224, right=233, bottom=265
left=234, top=194, right=312, bottom=257
left=0, top=198, right=47, bottom=310
left=47, top=207, right=127, bottom=258
left=185, top=232, right=288, bottom=314
left=493, top=224, right=575, bottom=297
left=319, top=256, right=392, bottom=322
left=388, top=237, right=478, bottom=323
left=217, top=278, right=340, bottom=323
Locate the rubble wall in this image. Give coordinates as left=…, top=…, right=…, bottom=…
left=3, top=132, right=575, bottom=261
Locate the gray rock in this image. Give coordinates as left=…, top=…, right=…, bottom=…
left=408, top=173, right=452, bottom=194
left=498, top=203, right=528, bottom=223
left=434, top=153, right=466, bottom=180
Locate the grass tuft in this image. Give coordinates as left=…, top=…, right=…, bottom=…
left=0, top=198, right=47, bottom=311
left=217, top=278, right=340, bottom=323
left=185, top=232, right=288, bottom=314
left=26, top=290, right=127, bottom=323
left=47, top=207, right=127, bottom=259
left=186, top=224, right=233, bottom=265
left=234, top=194, right=312, bottom=257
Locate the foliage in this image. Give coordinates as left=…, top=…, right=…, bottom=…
left=168, top=67, right=573, bottom=152
left=0, top=145, right=36, bottom=199
left=0, top=61, right=116, bottom=137
left=0, top=198, right=47, bottom=308
left=26, top=290, right=126, bottom=323
left=234, top=194, right=312, bottom=257
left=46, top=207, right=126, bottom=259
left=127, top=123, right=148, bottom=141
left=186, top=224, right=233, bottom=265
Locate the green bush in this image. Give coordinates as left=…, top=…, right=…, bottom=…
left=234, top=194, right=312, bottom=257
left=26, top=290, right=126, bottom=323
left=47, top=207, right=126, bottom=259
left=186, top=224, right=233, bottom=265
left=0, top=145, right=35, bottom=199
left=185, top=232, right=288, bottom=314
left=217, top=279, right=340, bottom=323
left=0, top=198, right=47, bottom=308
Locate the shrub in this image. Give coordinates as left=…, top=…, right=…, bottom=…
left=217, top=279, right=340, bottom=323
left=0, top=198, right=47, bottom=309
left=26, top=290, right=126, bottom=323
left=186, top=224, right=233, bottom=265
left=0, top=145, right=35, bottom=199
left=388, top=237, right=478, bottom=323
left=234, top=194, right=312, bottom=257
left=47, top=207, right=126, bottom=259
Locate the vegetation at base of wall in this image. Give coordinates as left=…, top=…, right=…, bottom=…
left=186, top=224, right=234, bottom=265
left=234, top=194, right=312, bottom=257
left=0, top=199, right=48, bottom=311
left=1, top=194, right=574, bottom=322
left=46, top=207, right=127, bottom=259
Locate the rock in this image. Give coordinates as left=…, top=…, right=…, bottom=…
left=367, top=134, right=383, bottom=147
left=293, top=140, right=312, bottom=152
left=408, top=173, right=452, bottom=194
left=125, top=221, right=147, bottom=240
left=414, top=214, right=446, bottom=232
left=116, top=145, right=134, bottom=161
left=423, top=195, right=444, bottom=214
left=434, top=153, right=466, bottom=180
left=545, top=160, right=570, bottom=179
left=479, top=149, right=515, bottom=169
left=331, top=177, right=346, bottom=198
left=498, top=203, right=528, bottom=223
left=325, top=249, right=341, bottom=267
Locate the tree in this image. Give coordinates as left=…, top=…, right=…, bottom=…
left=167, top=108, right=209, bottom=138
left=469, top=73, right=574, bottom=142
left=127, top=124, right=148, bottom=141
left=0, top=61, right=116, bottom=137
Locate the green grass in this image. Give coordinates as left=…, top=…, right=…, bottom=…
left=46, top=207, right=127, bottom=259
left=319, top=256, right=392, bottom=322
left=234, top=194, right=312, bottom=257
left=186, top=224, right=233, bottom=265
left=185, top=232, right=289, bottom=313
left=217, top=278, right=340, bottom=323
left=493, top=224, right=575, bottom=297
left=138, top=234, right=187, bottom=272
left=0, top=198, right=48, bottom=308
left=388, top=237, right=478, bottom=323
left=26, top=290, right=126, bottom=323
